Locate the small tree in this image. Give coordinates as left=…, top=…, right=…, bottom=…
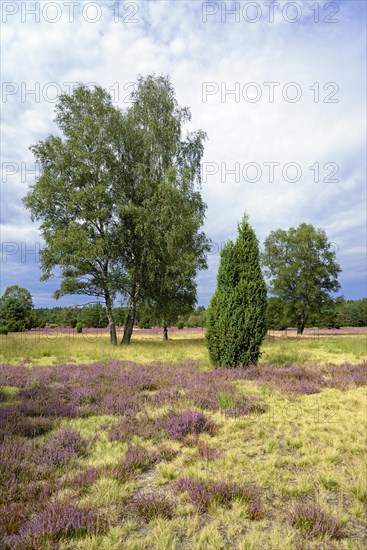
left=0, top=286, right=34, bottom=332
left=262, top=223, right=341, bottom=334
left=206, top=214, right=267, bottom=367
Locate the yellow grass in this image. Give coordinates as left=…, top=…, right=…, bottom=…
left=60, top=385, right=366, bottom=549
left=0, top=331, right=365, bottom=367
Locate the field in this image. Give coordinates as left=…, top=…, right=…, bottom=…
left=0, top=331, right=366, bottom=549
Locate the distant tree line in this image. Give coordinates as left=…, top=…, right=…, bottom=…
left=30, top=304, right=207, bottom=330
left=31, top=298, right=367, bottom=331
left=0, top=287, right=208, bottom=333
left=1, top=284, right=365, bottom=335
left=30, top=303, right=121, bottom=329
left=266, top=297, right=367, bottom=330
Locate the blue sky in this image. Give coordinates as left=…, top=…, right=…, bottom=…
left=1, top=0, right=366, bottom=307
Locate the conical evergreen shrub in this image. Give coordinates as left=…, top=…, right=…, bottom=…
left=206, top=214, right=267, bottom=367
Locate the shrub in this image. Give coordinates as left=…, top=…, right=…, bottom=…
left=108, top=414, right=163, bottom=442
left=0, top=326, right=8, bottom=335
left=6, top=320, right=25, bottom=332
left=131, top=493, right=174, bottom=521
left=174, top=477, right=264, bottom=518
left=206, top=214, right=267, bottom=367
left=67, top=467, right=100, bottom=492
left=197, top=440, right=221, bottom=461
left=221, top=399, right=268, bottom=418
left=156, top=444, right=179, bottom=462
left=43, top=428, right=88, bottom=466
left=19, top=400, right=79, bottom=418
left=0, top=502, right=31, bottom=535
left=239, top=364, right=325, bottom=396
left=20, top=499, right=107, bottom=541
left=76, top=322, right=83, bottom=333
left=174, top=478, right=213, bottom=512
left=289, top=500, right=344, bottom=540
left=166, top=410, right=216, bottom=441
left=0, top=364, right=31, bottom=387
left=11, top=415, right=55, bottom=438
left=115, top=445, right=158, bottom=481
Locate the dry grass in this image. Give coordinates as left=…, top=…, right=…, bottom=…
left=65, top=384, right=366, bottom=549
left=0, top=331, right=365, bottom=367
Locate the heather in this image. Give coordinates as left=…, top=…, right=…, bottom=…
left=0, top=338, right=366, bottom=548
left=289, top=500, right=345, bottom=540
left=165, top=410, right=216, bottom=441
left=43, top=428, right=89, bottom=466
left=130, top=492, right=174, bottom=521
left=3, top=499, right=108, bottom=549
left=174, top=477, right=264, bottom=518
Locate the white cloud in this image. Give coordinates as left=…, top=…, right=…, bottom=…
left=1, top=0, right=365, bottom=304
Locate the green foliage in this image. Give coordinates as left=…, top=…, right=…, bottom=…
left=265, top=296, right=366, bottom=330
left=187, top=307, right=207, bottom=328
left=206, top=214, right=267, bottom=367
left=266, top=297, right=289, bottom=330
left=23, top=76, right=208, bottom=345
left=79, top=303, right=108, bottom=328
left=61, top=307, right=78, bottom=328
left=335, top=298, right=367, bottom=327
left=314, top=299, right=340, bottom=329
left=117, top=74, right=209, bottom=341
left=136, top=305, right=155, bottom=329
left=262, top=223, right=341, bottom=334
left=174, top=307, right=207, bottom=329
left=113, top=307, right=128, bottom=327
left=136, top=180, right=209, bottom=333
left=32, top=304, right=109, bottom=329
left=32, top=307, right=64, bottom=326
left=0, top=286, right=34, bottom=332
left=23, top=84, right=123, bottom=344
left=6, top=320, right=26, bottom=332
left=0, top=326, right=8, bottom=335
left=76, top=322, right=83, bottom=334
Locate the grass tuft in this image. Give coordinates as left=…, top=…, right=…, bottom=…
left=289, top=500, right=344, bottom=540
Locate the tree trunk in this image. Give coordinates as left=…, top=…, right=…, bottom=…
left=105, top=292, right=117, bottom=345
left=297, top=324, right=305, bottom=335
left=121, top=284, right=139, bottom=345
left=122, top=308, right=135, bottom=344
left=163, top=325, right=168, bottom=340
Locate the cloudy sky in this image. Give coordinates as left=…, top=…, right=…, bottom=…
left=1, top=0, right=366, bottom=307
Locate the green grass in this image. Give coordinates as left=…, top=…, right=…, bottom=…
left=0, top=332, right=365, bottom=367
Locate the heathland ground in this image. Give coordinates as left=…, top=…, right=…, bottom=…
left=0, top=330, right=366, bottom=549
